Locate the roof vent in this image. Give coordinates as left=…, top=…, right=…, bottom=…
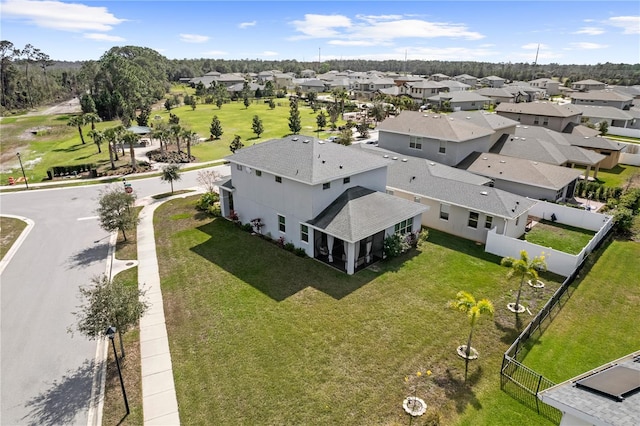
left=466, top=116, right=471, bottom=119
left=318, top=140, right=325, bottom=144
left=500, top=160, right=506, bottom=163
left=482, top=157, right=488, bottom=160
left=523, top=126, right=528, bottom=129
left=392, top=156, right=398, bottom=160
left=533, top=161, right=538, bottom=164
left=402, top=158, right=408, bottom=162
left=303, top=139, right=310, bottom=143
left=322, top=160, right=325, bottom=164
left=339, top=165, right=343, bottom=169
left=292, top=137, right=298, bottom=141
left=521, top=138, right=526, bottom=141
left=383, top=154, right=389, bottom=158
left=429, top=162, right=436, bottom=166
left=480, top=191, right=488, bottom=196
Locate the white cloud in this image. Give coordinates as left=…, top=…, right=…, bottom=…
left=290, top=14, right=352, bottom=38
left=203, top=50, right=228, bottom=56
left=321, top=45, right=499, bottom=62
left=605, top=16, right=640, bottom=34
left=259, top=51, right=278, bottom=57
left=289, top=14, right=484, bottom=44
left=239, top=21, right=256, bottom=29
left=328, top=39, right=390, bottom=47
left=1, top=0, right=125, bottom=31
left=569, top=42, right=608, bottom=50
left=573, top=27, right=605, bottom=35
left=83, top=33, right=125, bottom=42
left=180, top=34, right=209, bottom=43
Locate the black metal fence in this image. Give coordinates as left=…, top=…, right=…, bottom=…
left=500, top=228, right=615, bottom=424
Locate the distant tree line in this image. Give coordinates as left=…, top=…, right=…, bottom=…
left=2, top=40, right=639, bottom=114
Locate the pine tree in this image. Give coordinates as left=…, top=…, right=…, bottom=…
left=252, top=115, right=264, bottom=138
left=210, top=115, right=223, bottom=140
left=288, top=97, right=301, bottom=134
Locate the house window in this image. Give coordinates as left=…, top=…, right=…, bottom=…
left=275, top=176, right=282, bottom=183
left=255, top=170, right=262, bottom=177
left=601, top=151, right=611, bottom=156
left=278, top=214, right=286, bottom=232
left=543, top=117, right=549, bottom=126
left=440, top=204, right=450, bottom=221
left=485, top=216, right=493, bottom=229
left=534, top=116, right=540, bottom=125
left=555, top=188, right=564, bottom=201
left=236, top=164, right=243, bottom=171
left=343, top=177, right=350, bottom=184
left=394, top=217, right=413, bottom=235
left=300, top=224, right=308, bottom=243
left=439, top=140, right=446, bottom=154
left=323, top=182, right=331, bottom=190
left=409, top=137, right=422, bottom=150
left=468, top=212, right=479, bottom=228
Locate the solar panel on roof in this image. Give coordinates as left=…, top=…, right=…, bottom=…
left=575, top=365, right=640, bottom=402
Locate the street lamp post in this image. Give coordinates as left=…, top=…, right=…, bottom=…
left=16, top=152, right=29, bottom=189
left=106, top=326, right=130, bottom=415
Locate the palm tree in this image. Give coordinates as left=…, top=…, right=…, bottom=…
left=87, top=129, right=104, bottom=154
left=449, top=291, right=494, bottom=382
left=501, top=250, right=547, bottom=317
left=170, top=124, right=182, bottom=154
left=68, top=115, right=87, bottom=144
left=160, top=164, right=181, bottom=194
left=121, top=131, right=138, bottom=170
left=103, top=127, right=119, bottom=169
left=83, top=112, right=102, bottom=131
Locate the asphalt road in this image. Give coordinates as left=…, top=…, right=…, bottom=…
left=0, top=165, right=229, bottom=425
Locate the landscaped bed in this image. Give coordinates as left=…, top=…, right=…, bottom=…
left=524, top=219, right=596, bottom=255
left=155, top=196, right=564, bottom=425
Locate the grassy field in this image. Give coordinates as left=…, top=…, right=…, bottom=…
left=520, top=239, right=640, bottom=383
left=0, top=98, right=344, bottom=185
left=524, top=220, right=596, bottom=255
left=0, top=216, right=27, bottom=259
left=575, top=164, right=640, bottom=188
left=154, top=196, right=565, bottom=425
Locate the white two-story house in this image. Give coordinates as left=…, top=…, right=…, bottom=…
left=218, top=136, right=427, bottom=275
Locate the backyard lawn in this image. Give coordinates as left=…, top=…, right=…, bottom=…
left=155, top=196, right=565, bottom=425
left=524, top=219, right=596, bottom=255
left=576, top=164, right=640, bottom=188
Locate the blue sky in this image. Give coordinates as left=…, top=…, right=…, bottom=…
left=1, top=0, right=639, bottom=64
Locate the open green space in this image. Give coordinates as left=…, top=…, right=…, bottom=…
left=576, top=164, right=640, bottom=188
left=155, top=196, right=565, bottom=425
left=0, top=99, right=343, bottom=185
left=0, top=216, right=27, bottom=259
left=524, top=220, right=596, bottom=255
left=520, top=239, right=640, bottom=383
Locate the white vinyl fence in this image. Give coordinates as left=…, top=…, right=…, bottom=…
left=620, top=142, right=640, bottom=166
left=485, top=201, right=613, bottom=276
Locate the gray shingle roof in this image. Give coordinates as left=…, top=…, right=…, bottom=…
left=538, top=351, right=640, bottom=426
left=572, top=105, right=635, bottom=120
left=449, top=110, right=519, bottom=131
left=355, top=146, right=535, bottom=219
left=378, top=111, right=494, bottom=142
left=307, top=186, right=427, bottom=243
left=496, top=102, right=582, bottom=117
left=498, top=137, right=567, bottom=165
left=475, top=88, right=515, bottom=98
left=464, top=152, right=582, bottom=190
left=428, top=91, right=492, bottom=103
left=570, top=90, right=633, bottom=102
left=225, top=136, right=391, bottom=185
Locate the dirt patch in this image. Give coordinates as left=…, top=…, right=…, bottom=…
left=24, top=97, right=81, bottom=117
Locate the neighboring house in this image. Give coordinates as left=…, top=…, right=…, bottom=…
left=299, top=79, right=327, bottom=93
left=573, top=104, right=636, bottom=128
left=461, top=152, right=582, bottom=202
left=405, top=80, right=446, bottom=101
left=570, top=90, right=634, bottom=110
left=439, top=80, right=472, bottom=92
left=479, top=75, right=506, bottom=88
left=377, top=111, right=494, bottom=167
left=215, top=73, right=246, bottom=88
left=392, top=75, right=424, bottom=86
left=257, top=71, right=275, bottom=83
left=204, top=71, right=221, bottom=77
left=564, top=133, right=627, bottom=170
left=504, top=83, right=546, bottom=102
left=428, top=91, right=492, bottom=111
left=274, top=73, right=294, bottom=89
left=218, top=136, right=426, bottom=275
left=300, top=69, right=316, bottom=78
left=227, top=82, right=264, bottom=97
left=449, top=110, right=519, bottom=146
left=610, top=85, right=640, bottom=104
left=353, top=77, right=395, bottom=93
left=429, top=73, right=450, bottom=82
left=529, top=78, right=561, bottom=96
left=355, top=145, right=537, bottom=243
left=538, top=351, right=640, bottom=426
left=189, top=75, right=217, bottom=88
left=495, top=102, right=583, bottom=133
left=475, top=88, right=515, bottom=104
left=453, top=74, right=478, bottom=87
left=571, top=79, right=606, bottom=91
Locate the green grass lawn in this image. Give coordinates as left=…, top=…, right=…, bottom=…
left=1, top=99, right=343, bottom=185
left=524, top=220, right=596, bottom=255
left=0, top=216, right=27, bottom=259
left=519, top=239, right=640, bottom=383
left=575, top=164, right=640, bottom=188
left=155, top=196, right=565, bottom=425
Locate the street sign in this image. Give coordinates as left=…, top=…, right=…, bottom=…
left=125, top=186, right=133, bottom=194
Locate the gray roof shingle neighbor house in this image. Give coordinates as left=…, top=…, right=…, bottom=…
left=571, top=79, right=606, bottom=91
left=427, top=91, right=493, bottom=111
left=461, top=152, right=582, bottom=202
left=475, top=87, right=515, bottom=104
left=377, top=111, right=495, bottom=167
left=439, top=80, right=473, bottom=92
left=354, top=144, right=537, bottom=243
left=538, top=351, right=640, bottom=426
left=219, top=136, right=426, bottom=275
left=570, top=90, right=634, bottom=110
left=496, top=102, right=583, bottom=133
left=449, top=110, right=519, bottom=145
left=572, top=104, right=636, bottom=128
left=479, top=75, right=506, bottom=88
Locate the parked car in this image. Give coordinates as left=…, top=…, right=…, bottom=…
left=326, top=136, right=339, bottom=143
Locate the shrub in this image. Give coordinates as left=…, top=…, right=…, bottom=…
left=293, top=247, right=307, bottom=257
left=241, top=223, right=253, bottom=232
left=276, top=236, right=285, bottom=248
left=284, top=242, right=295, bottom=252
left=207, top=204, right=221, bottom=217
left=195, top=192, right=220, bottom=211
left=383, top=233, right=411, bottom=258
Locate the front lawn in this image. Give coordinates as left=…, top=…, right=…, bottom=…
left=524, top=220, right=596, bottom=255
left=155, top=196, right=564, bottom=425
